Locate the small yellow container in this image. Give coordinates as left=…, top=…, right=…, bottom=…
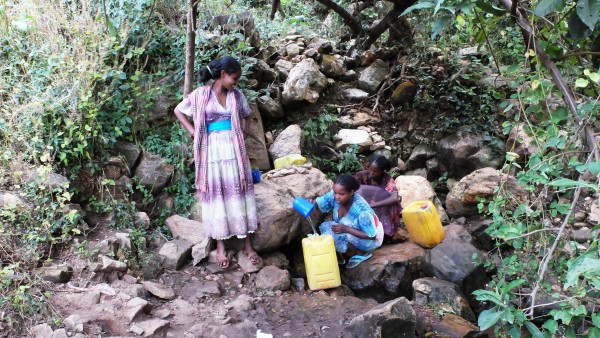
left=273, top=154, right=307, bottom=169
left=302, top=234, right=341, bottom=290
left=401, top=200, right=445, bottom=248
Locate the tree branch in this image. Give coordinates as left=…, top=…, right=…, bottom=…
left=314, top=0, right=362, bottom=36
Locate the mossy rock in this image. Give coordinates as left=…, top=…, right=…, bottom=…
left=391, top=80, right=417, bottom=107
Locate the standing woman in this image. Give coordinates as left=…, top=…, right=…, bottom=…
left=174, top=56, right=261, bottom=269
left=354, top=155, right=402, bottom=240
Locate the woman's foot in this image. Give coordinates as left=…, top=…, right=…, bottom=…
left=216, top=254, right=229, bottom=269
left=243, top=249, right=261, bottom=265
left=216, top=240, right=229, bottom=269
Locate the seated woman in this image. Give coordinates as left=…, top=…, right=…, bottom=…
left=354, top=155, right=402, bottom=240
left=313, top=174, right=384, bottom=269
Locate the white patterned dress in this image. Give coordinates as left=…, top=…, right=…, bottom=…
left=176, top=89, right=258, bottom=240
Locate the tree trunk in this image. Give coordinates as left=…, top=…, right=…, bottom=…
left=183, top=0, right=198, bottom=96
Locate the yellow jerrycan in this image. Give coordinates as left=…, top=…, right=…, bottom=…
left=302, top=234, right=341, bottom=290
left=401, top=200, right=445, bottom=248
left=274, top=154, right=307, bottom=169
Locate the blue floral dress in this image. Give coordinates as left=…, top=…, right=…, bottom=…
left=315, top=190, right=384, bottom=253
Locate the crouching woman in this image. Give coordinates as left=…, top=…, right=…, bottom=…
left=314, top=174, right=384, bottom=269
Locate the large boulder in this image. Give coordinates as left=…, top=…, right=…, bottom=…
left=257, top=95, right=284, bottom=120
left=395, top=176, right=436, bottom=208
left=246, top=103, right=271, bottom=171
left=424, top=240, right=487, bottom=307
left=134, top=153, right=174, bottom=194
left=252, top=166, right=331, bottom=251
left=0, top=192, right=27, bottom=211
left=446, top=167, right=528, bottom=217
left=343, top=242, right=426, bottom=300
left=335, top=129, right=373, bottom=152
left=358, top=59, right=390, bottom=93
left=437, top=128, right=503, bottom=178
left=345, top=297, right=416, bottom=338
left=505, top=123, right=538, bottom=160
left=110, top=141, right=142, bottom=171
left=320, top=54, right=346, bottom=78
left=282, top=58, right=328, bottom=106
left=412, top=277, right=476, bottom=322
left=268, top=124, right=303, bottom=160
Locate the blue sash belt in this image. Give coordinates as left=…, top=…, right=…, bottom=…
left=207, top=120, right=232, bottom=132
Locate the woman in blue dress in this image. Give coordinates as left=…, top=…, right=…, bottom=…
left=313, top=174, right=384, bottom=269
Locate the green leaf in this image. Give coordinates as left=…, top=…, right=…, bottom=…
left=550, top=106, right=569, bottom=124
left=576, top=78, right=590, bottom=87
left=472, top=290, right=504, bottom=306
left=565, top=255, right=600, bottom=289
left=476, top=0, right=505, bottom=16
left=534, top=0, right=566, bottom=17
left=434, top=0, right=445, bottom=15
left=502, top=279, right=526, bottom=293
left=525, top=321, right=545, bottom=338
left=507, top=326, right=522, bottom=338
left=576, top=0, right=599, bottom=30
left=431, top=14, right=452, bottom=39
left=400, top=2, right=435, bottom=16
left=548, top=178, right=599, bottom=191
left=589, top=72, right=600, bottom=83
left=592, top=312, right=600, bottom=327
left=576, top=161, right=600, bottom=175
left=568, top=11, right=591, bottom=40
left=542, top=319, right=558, bottom=332
left=478, top=308, right=503, bottom=331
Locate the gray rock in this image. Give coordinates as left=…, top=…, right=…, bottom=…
left=274, top=59, right=294, bottom=80
left=31, top=323, right=53, bottom=338
left=343, top=242, right=426, bottom=299
left=246, top=102, right=271, bottom=171
left=286, top=43, right=301, bottom=57
left=143, top=281, right=176, bottom=300
left=125, top=297, right=152, bottom=322
left=256, top=265, right=290, bottom=291
left=262, top=251, right=290, bottom=269
left=42, top=264, right=73, bottom=283
left=134, top=153, right=174, bottom=194
left=253, top=167, right=331, bottom=251
left=64, top=314, right=84, bottom=332
left=412, top=277, right=476, bottom=322
left=257, top=95, right=284, bottom=120
left=26, top=171, right=70, bottom=191
left=226, top=294, right=254, bottom=312
left=334, top=129, right=373, bottom=153
left=158, top=239, right=192, bottom=270
left=431, top=314, right=479, bottom=337
left=134, top=212, right=151, bottom=228
left=130, top=318, right=170, bottom=337
left=358, top=59, right=390, bottom=93
left=342, top=88, right=369, bottom=101
left=291, top=278, right=305, bottom=291
left=437, top=128, right=503, bottom=178
left=345, top=297, right=416, bottom=337
left=425, top=241, right=487, bottom=303
left=164, top=215, right=205, bottom=245
left=446, top=167, right=528, bottom=217
left=191, top=236, right=212, bottom=265
left=112, top=141, right=142, bottom=171
left=269, top=124, right=303, bottom=160
left=97, top=255, right=128, bottom=273
left=282, top=58, right=328, bottom=105
left=51, top=329, right=68, bottom=338
left=407, top=145, right=435, bottom=169
left=0, top=192, right=27, bottom=211
left=572, top=227, right=597, bottom=243
left=195, top=281, right=222, bottom=297
left=320, top=54, right=346, bottom=78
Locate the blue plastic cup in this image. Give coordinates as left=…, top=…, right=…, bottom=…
left=293, top=197, right=314, bottom=218
left=252, top=169, right=261, bottom=183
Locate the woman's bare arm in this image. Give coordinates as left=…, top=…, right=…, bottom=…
left=174, top=108, right=194, bottom=135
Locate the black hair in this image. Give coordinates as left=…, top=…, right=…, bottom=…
left=334, top=174, right=360, bottom=192
left=198, top=56, right=242, bottom=83
left=369, top=154, right=392, bottom=172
